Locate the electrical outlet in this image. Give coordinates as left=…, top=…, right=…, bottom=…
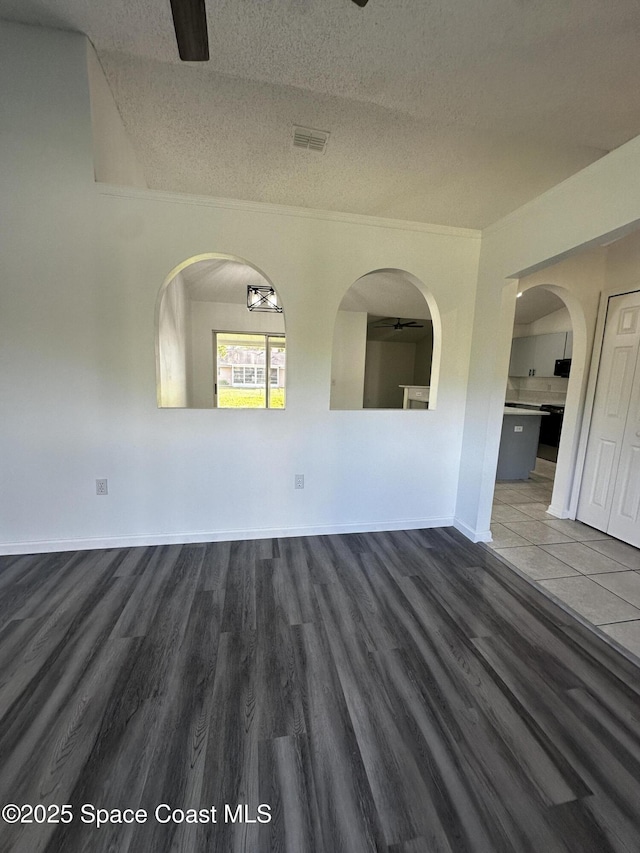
left=96, top=478, right=108, bottom=495
left=514, top=426, right=523, bottom=433
left=294, top=474, right=304, bottom=490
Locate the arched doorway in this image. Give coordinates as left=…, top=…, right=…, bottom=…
left=491, top=281, right=588, bottom=542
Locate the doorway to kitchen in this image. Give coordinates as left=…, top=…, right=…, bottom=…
left=501, top=285, right=573, bottom=483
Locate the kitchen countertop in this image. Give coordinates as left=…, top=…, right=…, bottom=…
left=505, top=399, right=565, bottom=408
left=503, top=406, right=549, bottom=416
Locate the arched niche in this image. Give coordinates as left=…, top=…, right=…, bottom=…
left=330, top=268, right=441, bottom=410
left=156, top=253, right=286, bottom=409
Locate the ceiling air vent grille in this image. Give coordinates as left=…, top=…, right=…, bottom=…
left=293, top=126, right=330, bottom=154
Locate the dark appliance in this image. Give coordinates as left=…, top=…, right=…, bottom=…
left=539, top=404, right=565, bottom=448
left=554, top=358, right=571, bottom=377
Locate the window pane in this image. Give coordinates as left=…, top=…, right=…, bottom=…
left=217, top=332, right=266, bottom=407
left=269, top=336, right=286, bottom=408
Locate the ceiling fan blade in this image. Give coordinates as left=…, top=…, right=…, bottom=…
left=170, top=0, right=209, bottom=61
left=403, top=322, right=424, bottom=328
left=351, top=0, right=370, bottom=6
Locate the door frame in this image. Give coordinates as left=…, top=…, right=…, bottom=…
left=570, top=284, right=640, bottom=517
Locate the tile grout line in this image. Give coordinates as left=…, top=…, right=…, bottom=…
left=492, top=473, right=640, bottom=660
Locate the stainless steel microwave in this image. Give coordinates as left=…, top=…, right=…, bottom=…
left=554, top=358, right=571, bottom=378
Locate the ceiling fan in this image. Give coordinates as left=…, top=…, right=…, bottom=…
left=169, top=0, right=368, bottom=62
left=374, top=318, right=425, bottom=330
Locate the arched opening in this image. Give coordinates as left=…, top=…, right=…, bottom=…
left=330, top=268, right=441, bottom=410
left=156, top=254, right=286, bottom=408
left=492, top=281, right=588, bottom=537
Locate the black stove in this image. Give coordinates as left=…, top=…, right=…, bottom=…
left=539, top=404, right=565, bottom=447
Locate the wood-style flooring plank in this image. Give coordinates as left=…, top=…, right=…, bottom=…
left=127, top=589, right=222, bottom=853
left=314, top=580, right=459, bottom=847
left=220, top=540, right=257, bottom=633
left=290, top=620, right=386, bottom=853
left=256, top=562, right=306, bottom=740
left=199, top=628, right=259, bottom=853
left=109, top=543, right=183, bottom=638
left=0, top=528, right=638, bottom=852
left=258, top=734, right=324, bottom=853
left=41, top=544, right=206, bottom=853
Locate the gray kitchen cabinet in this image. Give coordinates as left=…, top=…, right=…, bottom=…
left=509, top=336, right=537, bottom=377
left=508, top=332, right=568, bottom=377
left=533, top=332, right=566, bottom=377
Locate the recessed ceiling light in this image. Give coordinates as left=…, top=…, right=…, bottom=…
left=517, top=292, right=523, bottom=298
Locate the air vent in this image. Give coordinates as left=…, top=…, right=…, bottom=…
left=293, top=126, right=330, bottom=154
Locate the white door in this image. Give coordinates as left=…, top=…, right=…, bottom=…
left=577, top=291, right=640, bottom=547
left=608, top=334, right=640, bottom=546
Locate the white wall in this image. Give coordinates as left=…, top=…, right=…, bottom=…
left=86, top=43, right=146, bottom=188
left=330, top=310, right=367, bottom=410
left=0, top=23, right=102, bottom=549
left=0, top=21, right=482, bottom=552
left=12, top=21, right=640, bottom=552
left=363, top=341, right=417, bottom=408
left=189, top=301, right=285, bottom=408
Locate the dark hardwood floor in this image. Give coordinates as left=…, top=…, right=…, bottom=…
left=1, top=527, right=640, bottom=852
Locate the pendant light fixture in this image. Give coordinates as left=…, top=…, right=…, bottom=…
left=247, top=285, right=282, bottom=313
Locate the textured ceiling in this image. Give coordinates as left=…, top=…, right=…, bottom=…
left=3, top=0, right=640, bottom=226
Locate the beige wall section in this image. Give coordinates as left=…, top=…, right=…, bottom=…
left=86, top=43, right=146, bottom=188
left=330, top=311, right=367, bottom=410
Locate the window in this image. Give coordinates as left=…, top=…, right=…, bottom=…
left=215, top=332, right=286, bottom=408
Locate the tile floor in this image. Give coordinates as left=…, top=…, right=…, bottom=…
left=488, top=463, right=640, bottom=662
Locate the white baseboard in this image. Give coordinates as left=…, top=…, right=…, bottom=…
left=0, top=516, right=455, bottom=555
left=453, top=517, right=492, bottom=543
